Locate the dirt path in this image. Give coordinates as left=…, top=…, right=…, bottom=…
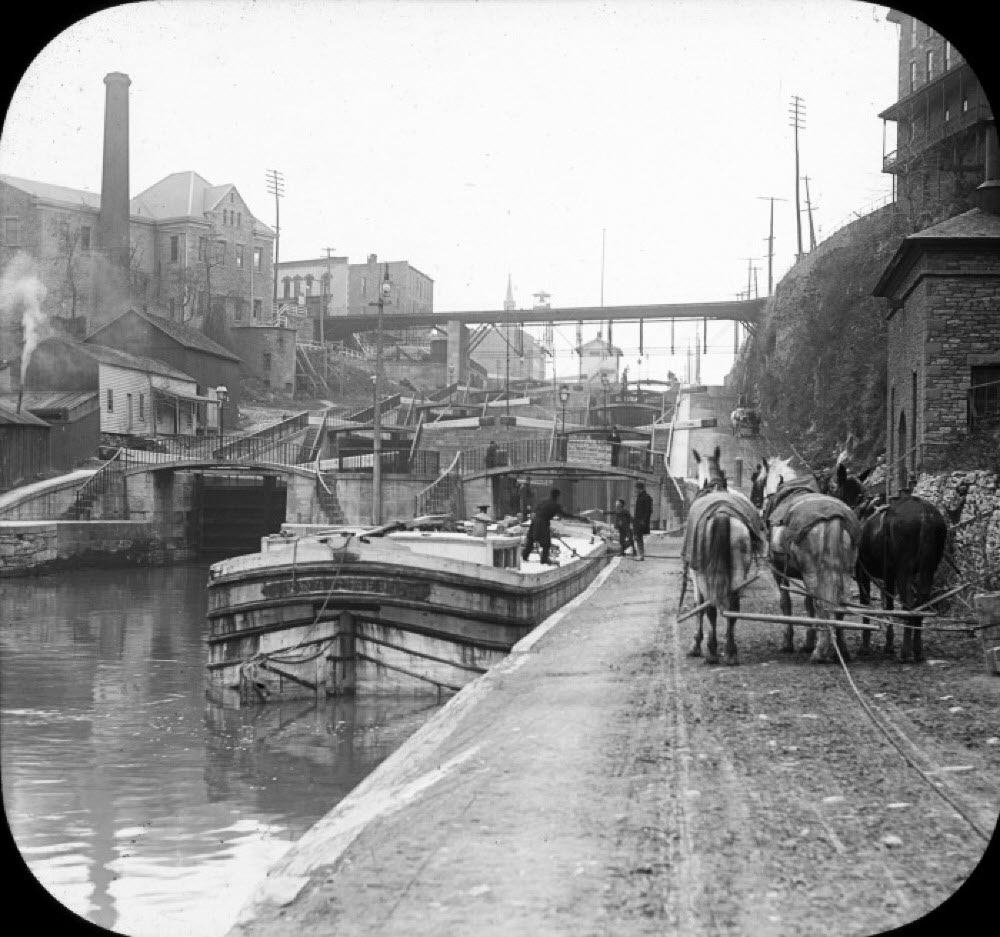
left=230, top=545, right=998, bottom=937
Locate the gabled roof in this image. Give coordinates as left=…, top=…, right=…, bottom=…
left=132, top=171, right=274, bottom=235
left=85, top=309, right=242, bottom=362
left=873, top=208, right=1000, bottom=298
left=0, top=391, right=98, bottom=414
left=0, top=401, right=50, bottom=426
left=62, top=338, right=198, bottom=381
left=0, top=173, right=157, bottom=221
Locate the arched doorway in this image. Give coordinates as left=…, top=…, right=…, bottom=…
left=897, top=411, right=908, bottom=490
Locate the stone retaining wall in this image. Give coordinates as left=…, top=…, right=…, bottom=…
left=0, top=521, right=194, bottom=578
left=912, top=470, right=1000, bottom=590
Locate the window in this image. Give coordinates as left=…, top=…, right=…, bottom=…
left=170, top=235, right=179, bottom=262
left=169, top=298, right=176, bottom=318
left=962, top=97, right=969, bottom=113
left=237, top=212, right=241, bottom=227
left=253, top=246, right=262, bottom=270
left=222, top=210, right=227, bottom=226
left=253, top=299, right=262, bottom=319
left=263, top=352, right=272, bottom=371
left=282, top=277, right=291, bottom=298
left=305, top=275, right=314, bottom=294
left=926, top=50, right=934, bottom=81
left=945, top=41, right=952, bottom=70
left=235, top=299, right=244, bottom=321
left=139, top=394, right=145, bottom=420
left=197, top=290, right=206, bottom=314
left=945, top=106, right=951, bottom=122
left=236, top=244, right=244, bottom=268
left=215, top=240, right=226, bottom=264
left=81, top=226, right=91, bottom=250
left=277, top=334, right=285, bottom=351
left=970, top=365, right=1000, bottom=431
left=186, top=410, right=193, bottom=430
left=910, top=17, right=917, bottom=49
left=293, top=276, right=302, bottom=297
left=4, top=216, right=19, bottom=247
left=198, top=237, right=207, bottom=261
left=909, top=60, right=917, bottom=92
left=230, top=192, right=235, bottom=203
left=107, top=388, right=114, bottom=412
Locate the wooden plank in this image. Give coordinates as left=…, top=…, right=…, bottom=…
left=718, top=610, right=881, bottom=631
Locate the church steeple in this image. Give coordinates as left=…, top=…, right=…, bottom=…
left=504, top=274, right=515, bottom=312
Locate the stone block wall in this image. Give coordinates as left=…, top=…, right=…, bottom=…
left=913, top=469, right=1000, bottom=590
left=0, top=520, right=191, bottom=578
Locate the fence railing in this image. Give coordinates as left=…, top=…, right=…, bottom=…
left=69, top=447, right=128, bottom=519
left=214, top=411, right=310, bottom=460
left=414, top=452, right=465, bottom=518
left=455, top=437, right=667, bottom=476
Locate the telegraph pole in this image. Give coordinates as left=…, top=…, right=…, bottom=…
left=803, top=175, right=818, bottom=251
left=757, top=195, right=786, bottom=296
left=265, top=169, right=284, bottom=312
left=322, top=246, right=336, bottom=386
left=368, top=264, right=391, bottom=525
left=788, top=96, right=806, bottom=260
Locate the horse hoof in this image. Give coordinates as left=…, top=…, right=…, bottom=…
left=687, top=647, right=702, bottom=658
left=856, top=646, right=871, bottom=658
left=801, top=645, right=816, bottom=656
left=809, top=653, right=828, bottom=665
left=722, top=655, right=739, bottom=667
left=780, top=645, right=795, bottom=654
left=704, top=656, right=719, bottom=666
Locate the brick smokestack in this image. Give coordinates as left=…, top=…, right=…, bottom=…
left=98, top=72, right=131, bottom=269
left=976, top=121, right=1000, bottom=215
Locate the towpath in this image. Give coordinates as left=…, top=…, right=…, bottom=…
left=229, top=537, right=998, bottom=937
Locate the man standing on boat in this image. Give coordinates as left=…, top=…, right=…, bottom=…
left=633, top=481, right=653, bottom=561
left=517, top=478, right=533, bottom=522
left=609, top=424, right=622, bottom=467
left=522, top=488, right=570, bottom=565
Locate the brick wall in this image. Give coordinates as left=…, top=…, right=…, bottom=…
left=886, top=243, right=1000, bottom=488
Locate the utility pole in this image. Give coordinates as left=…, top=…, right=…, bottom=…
left=368, top=264, right=391, bottom=525
left=322, top=246, right=335, bottom=387
left=788, top=96, right=806, bottom=261
left=265, top=169, right=284, bottom=313
left=756, top=195, right=786, bottom=296
left=601, top=228, right=611, bottom=349
left=803, top=175, right=818, bottom=251
left=752, top=264, right=760, bottom=298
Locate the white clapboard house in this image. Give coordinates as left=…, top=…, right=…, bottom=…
left=25, top=337, right=221, bottom=438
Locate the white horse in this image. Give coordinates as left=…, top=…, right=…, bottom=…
left=756, top=456, right=860, bottom=663
left=683, top=447, right=765, bottom=665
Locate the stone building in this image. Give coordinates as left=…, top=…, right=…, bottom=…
left=873, top=128, right=1000, bottom=491
left=0, top=72, right=275, bottom=372
left=229, top=323, right=298, bottom=393
left=879, top=10, right=994, bottom=220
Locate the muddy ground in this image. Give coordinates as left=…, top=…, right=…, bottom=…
left=228, top=545, right=998, bottom=937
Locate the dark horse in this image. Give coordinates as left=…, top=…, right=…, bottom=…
left=853, top=492, right=948, bottom=662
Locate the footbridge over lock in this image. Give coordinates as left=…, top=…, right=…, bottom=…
left=415, top=435, right=690, bottom=533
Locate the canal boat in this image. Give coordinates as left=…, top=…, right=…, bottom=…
left=205, top=520, right=609, bottom=706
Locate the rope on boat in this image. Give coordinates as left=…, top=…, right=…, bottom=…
left=239, top=532, right=357, bottom=696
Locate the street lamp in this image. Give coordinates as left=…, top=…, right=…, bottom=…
left=215, top=385, right=228, bottom=436
left=368, top=265, right=392, bottom=525
left=559, top=384, right=570, bottom=435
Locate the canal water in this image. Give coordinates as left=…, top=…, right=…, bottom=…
left=0, top=563, right=443, bottom=937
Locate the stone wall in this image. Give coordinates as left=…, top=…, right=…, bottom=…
left=912, top=469, right=1000, bottom=590
left=0, top=520, right=190, bottom=578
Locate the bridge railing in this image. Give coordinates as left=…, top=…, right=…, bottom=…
left=414, top=452, right=465, bottom=518
left=456, top=438, right=666, bottom=476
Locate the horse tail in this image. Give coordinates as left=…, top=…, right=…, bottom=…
left=807, top=518, right=857, bottom=617
left=914, top=504, right=948, bottom=605
left=704, top=512, right=732, bottom=609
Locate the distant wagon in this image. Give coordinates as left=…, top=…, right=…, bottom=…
left=730, top=406, right=761, bottom=438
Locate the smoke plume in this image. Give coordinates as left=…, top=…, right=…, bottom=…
left=0, top=252, right=49, bottom=385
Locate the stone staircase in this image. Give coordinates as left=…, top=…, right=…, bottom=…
left=316, top=472, right=345, bottom=524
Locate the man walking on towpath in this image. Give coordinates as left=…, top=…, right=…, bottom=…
left=633, top=480, right=652, bottom=560
left=522, top=488, right=573, bottom=565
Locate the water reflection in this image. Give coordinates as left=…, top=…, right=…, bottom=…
left=0, top=564, right=442, bottom=937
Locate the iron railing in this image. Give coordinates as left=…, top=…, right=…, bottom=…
left=414, top=452, right=465, bottom=518
left=68, top=448, right=128, bottom=519
left=454, top=438, right=666, bottom=476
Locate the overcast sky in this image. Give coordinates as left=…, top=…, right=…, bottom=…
left=1, top=0, right=905, bottom=383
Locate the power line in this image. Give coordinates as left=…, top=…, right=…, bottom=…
left=788, top=95, right=806, bottom=260
left=265, top=169, right=284, bottom=309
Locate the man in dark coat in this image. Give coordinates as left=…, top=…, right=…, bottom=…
left=517, top=478, right=533, bottom=522
left=609, top=424, right=622, bottom=467
left=522, top=488, right=569, bottom=565
left=633, top=481, right=653, bottom=561
left=485, top=440, right=499, bottom=469
left=614, top=498, right=635, bottom=556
